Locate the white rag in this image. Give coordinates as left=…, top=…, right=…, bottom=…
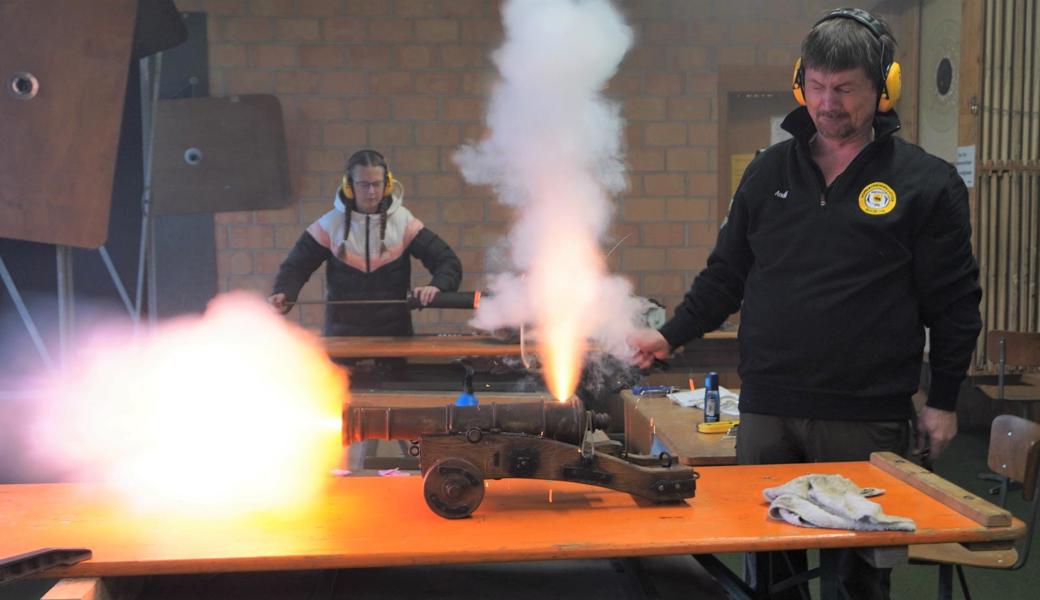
left=763, top=474, right=916, bottom=532
left=667, top=387, right=740, bottom=417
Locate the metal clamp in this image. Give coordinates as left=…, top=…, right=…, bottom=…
left=1, top=548, right=92, bottom=585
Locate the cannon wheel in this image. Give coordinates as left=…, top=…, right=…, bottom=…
left=423, top=458, right=485, bottom=519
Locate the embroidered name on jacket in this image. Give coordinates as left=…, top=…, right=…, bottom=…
left=858, top=182, right=897, bottom=215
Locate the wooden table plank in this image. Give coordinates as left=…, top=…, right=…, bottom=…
left=870, top=452, right=1013, bottom=526
left=0, top=461, right=1023, bottom=578
left=622, top=390, right=737, bottom=466
left=322, top=332, right=737, bottom=360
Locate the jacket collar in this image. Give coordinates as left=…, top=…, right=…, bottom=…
left=780, top=106, right=902, bottom=145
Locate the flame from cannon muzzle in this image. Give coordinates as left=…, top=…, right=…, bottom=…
left=28, top=292, right=347, bottom=517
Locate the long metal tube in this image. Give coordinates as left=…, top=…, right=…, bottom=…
left=343, top=398, right=610, bottom=446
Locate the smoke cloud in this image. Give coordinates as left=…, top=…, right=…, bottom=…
left=455, top=0, right=648, bottom=390
left=17, top=292, right=346, bottom=516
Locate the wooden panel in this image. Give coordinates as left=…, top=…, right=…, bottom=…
left=151, top=95, right=289, bottom=215
left=870, top=452, right=1012, bottom=526
left=985, top=330, right=1040, bottom=366
left=0, top=0, right=137, bottom=248
left=977, top=384, right=1040, bottom=401
left=970, top=0, right=1040, bottom=370
left=908, top=541, right=1017, bottom=568
left=325, top=335, right=525, bottom=359
left=621, top=390, right=736, bottom=466
left=42, top=576, right=145, bottom=600
left=0, top=461, right=1024, bottom=578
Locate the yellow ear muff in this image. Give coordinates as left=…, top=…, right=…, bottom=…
left=878, top=61, right=901, bottom=113
left=342, top=168, right=395, bottom=200
left=791, top=57, right=902, bottom=112
left=792, top=58, right=806, bottom=106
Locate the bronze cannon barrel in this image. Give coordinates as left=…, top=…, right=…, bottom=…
left=342, top=398, right=610, bottom=446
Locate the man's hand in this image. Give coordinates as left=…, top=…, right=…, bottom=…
left=412, top=285, right=441, bottom=307
left=915, top=406, right=958, bottom=461
left=267, top=292, right=289, bottom=314
left=627, top=328, right=672, bottom=369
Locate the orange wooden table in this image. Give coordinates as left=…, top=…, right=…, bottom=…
left=0, top=459, right=1022, bottom=593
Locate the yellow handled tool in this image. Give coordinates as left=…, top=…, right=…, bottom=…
left=697, top=420, right=739, bottom=434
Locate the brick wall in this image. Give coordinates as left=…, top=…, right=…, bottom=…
left=173, top=0, right=850, bottom=333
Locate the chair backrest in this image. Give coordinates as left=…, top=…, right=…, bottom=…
left=988, top=414, right=1040, bottom=500
left=987, top=331, right=1040, bottom=369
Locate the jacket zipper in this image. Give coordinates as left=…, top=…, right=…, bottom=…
left=364, top=214, right=371, bottom=272
left=811, top=164, right=829, bottom=208
left=812, top=141, right=879, bottom=209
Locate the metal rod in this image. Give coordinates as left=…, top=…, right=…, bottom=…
left=136, top=52, right=163, bottom=328
left=0, top=256, right=55, bottom=372
left=286, top=299, right=411, bottom=306
left=55, top=245, right=74, bottom=369
left=98, top=245, right=136, bottom=317
left=147, top=216, right=158, bottom=326
left=286, top=291, right=479, bottom=309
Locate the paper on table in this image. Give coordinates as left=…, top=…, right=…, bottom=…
left=667, top=386, right=740, bottom=417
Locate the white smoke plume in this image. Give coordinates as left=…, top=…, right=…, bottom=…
left=455, top=0, right=648, bottom=379
left=16, top=292, right=346, bottom=516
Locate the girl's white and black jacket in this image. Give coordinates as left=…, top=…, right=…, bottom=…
left=272, top=183, right=462, bottom=336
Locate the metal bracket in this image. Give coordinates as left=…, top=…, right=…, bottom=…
left=0, top=548, right=92, bottom=585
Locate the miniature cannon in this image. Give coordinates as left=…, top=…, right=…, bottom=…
left=342, top=398, right=698, bottom=518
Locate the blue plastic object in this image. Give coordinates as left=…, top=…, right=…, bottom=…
left=704, top=371, right=720, bottom=423
left=455, top=392, right=478, bottom=406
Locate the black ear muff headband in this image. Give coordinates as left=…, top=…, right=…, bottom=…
left=791, top=7, right=902, bottom=112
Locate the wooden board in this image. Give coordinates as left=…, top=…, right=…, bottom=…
left=870, top=452, right=1012, bottom=527
left=151, top=95, right=290, bottom=215
left=622, top=390, right=737, bottom=466
left=0, top=461, right=1023, bottom=578
left=323, top=331, right=737, bottom=360
left=324, top=335, right=524, bottom=359
left=976, top=384, right=1040, bottom=402
left=986, top=331, right=1040, bottom=367
left=0, top=0, right=137, bottom=248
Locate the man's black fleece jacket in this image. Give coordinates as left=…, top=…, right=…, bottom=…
left=659, top=107, right=982, bottom=421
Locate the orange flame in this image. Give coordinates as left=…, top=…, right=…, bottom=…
left=30, top=292, right=347, bottom=517
left=531, top=221, right=604, bottom=401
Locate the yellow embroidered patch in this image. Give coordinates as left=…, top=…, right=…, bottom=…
left=858, top=182, right=897, bottom=215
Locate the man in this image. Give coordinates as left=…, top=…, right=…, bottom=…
left=268, top=149, right=462, bottom=337
left=629, top=8, right=981, bottom=599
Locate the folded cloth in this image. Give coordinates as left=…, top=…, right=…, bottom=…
left=667, top=387, right=740, bottom=416
left=763, top=474, right=916, bottom=532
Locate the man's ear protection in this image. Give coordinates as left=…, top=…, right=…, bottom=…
left=341, top=167, right=395, bottom=200
left=791, top=8, right=902, bottom=112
